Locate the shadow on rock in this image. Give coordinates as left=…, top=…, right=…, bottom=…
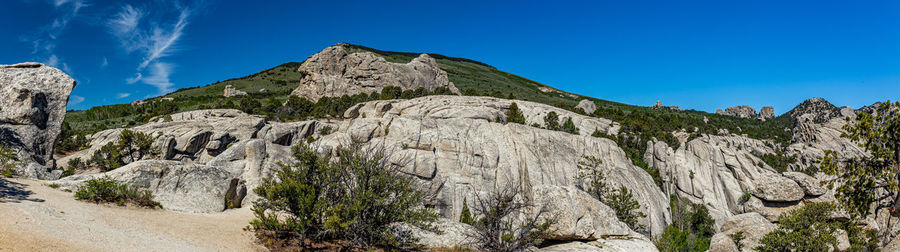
left=0, top=178, right=43, bottom=203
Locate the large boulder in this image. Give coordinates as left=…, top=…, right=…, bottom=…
left=752, top=174, right=804, bottom=202
left=710, top=212, right=777, bottom=251
left=576, top=99, right=597, bottom=114
left=55, top=160, right=236, bottom=213
left=290, top=44, right=459, bottom=102
left=0, top=62, right=76, bottom=179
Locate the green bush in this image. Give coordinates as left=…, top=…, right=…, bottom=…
left=466, top=185, right=555, bottom=252
left=575, top=156, right=646, bottom=232
left=505, top=103, right=526, bottom=124
left=756, top=202, right=878, bottom=252
left=0, top=144, right=20, bottom=178
left=90, top=129, right=155, bottom=171
left=543, top=111, right=559, bottom=130
left=561, top=117, right=579, bottom=135
left=656, top=196, right=715, bottom=252
left=74, top=177, right=161, bottom=208
left=752, top=151, right=797, bottom=173
left=459, top=198, right=475, bottom=225
left=249, top=144, right=438, bottom=249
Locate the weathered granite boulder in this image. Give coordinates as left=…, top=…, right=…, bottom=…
left=0, top=62, right=76, bottom=179
left=782, top=171, right=826, bottom=196
left=752, top=174, right=805, bottom=202
left=291, top=44, right=459, bottom=102
left=55, top=160, right=236, bottom=213
left=576, top=99, right=597, bottom=114
left=711, top=212, right=777, bottom=251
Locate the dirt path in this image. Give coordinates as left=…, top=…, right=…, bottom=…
left=0, top=178, right=267, bottom=252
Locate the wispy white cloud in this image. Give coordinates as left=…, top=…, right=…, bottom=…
left=126, top=73, right=142, bottom=84
left=108, top=3, right=193, bottom=95
left=45, top=54, right=60, bottom=67
left=107, top=4, right=143, bottom=52
left=116, top=93, right=131, bottom=98
left=143, top=62, right=175, bottom=94
left=100, top=57, right=108, bottom=68
left=69, top=95, right=85, bottom=105
left=140, top=9, right=189, bottom=69
left=24, top=0, right=88, bottom=73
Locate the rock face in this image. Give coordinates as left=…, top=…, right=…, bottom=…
left=0, top=62, right=76, bottom=179
left=576, top=99, right=597, bottom=114
left=290, top=44, right=459, bottom=102
left=56, top=160, right=236, bottom=213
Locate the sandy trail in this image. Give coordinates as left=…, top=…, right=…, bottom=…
left=0, top=178, right=267, bottom=252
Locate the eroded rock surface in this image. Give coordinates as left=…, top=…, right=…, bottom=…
left=0, top=62, right=76, bottom=179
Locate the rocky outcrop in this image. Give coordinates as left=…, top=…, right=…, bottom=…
left=758, top=106, right=774, bottom=121
left=0, top=62, right=76, bottom=179
left=787, top=112, right=866, bottom=171
left=55, top=160, right=236, bottom=213
left=576, top=99, right=596, bottom=114
left=290, top=44, right=459, bottom=102
left=222, top=85, right=247, bottom=97
left=317, top=95, right=665, bottom=238
left=715, top=105, right=775, bottom=121
left=717, top=105, right=757, bottom=119
left=644, top=135, right=793, bottom=227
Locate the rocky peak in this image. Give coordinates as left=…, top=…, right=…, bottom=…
left=290, top=44, right=460, bottom=102
left=784, top=97, right=841, bottom=123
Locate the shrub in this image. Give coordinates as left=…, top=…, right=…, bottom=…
left=752, top=151, right=797, bottom=173
left=505, top=103, right=526, bottom=124
left=459, top=198, right=475, bottom=225
left=605, top=185, right=647, bottom=231
left=543, top=111, right=559, bottom=131
left=756, top=202, right=878, bottom=252
left=249, top=144, right=438, bottom=250
left=90, top=129, right=155, bottom=171
left=731, top=231, right=745, bottom=251
left=466, top=185, right=555, bottom=252
left=560, top=117, right=579, bottom=135
left=656, top=196, right=715, bottom=252
left=318, top=125, right=333, bottom=135
left=0, top=144, right=20, bottom=178
left=74, top=177, right=161, bottom=208
left=575, top=156, right=646, bottom=232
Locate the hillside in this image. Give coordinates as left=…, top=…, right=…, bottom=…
left=61, top=43, right=793, bottom=153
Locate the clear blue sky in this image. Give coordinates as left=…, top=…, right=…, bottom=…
left=2, top=0, right=898, bottom=113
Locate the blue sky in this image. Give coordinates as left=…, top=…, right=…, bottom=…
left=1, top=0, right=898, bottom=113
